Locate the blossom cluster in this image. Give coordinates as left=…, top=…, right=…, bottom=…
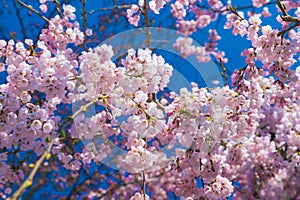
left=127, top=0, right=166, bottom=26
left=173, top=30, right=227, bottom=63
left=0, top=5, right=84, bottom=197
left=225, top=11, right=300, bottom=83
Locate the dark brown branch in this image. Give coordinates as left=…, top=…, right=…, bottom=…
left=80, top=0, right=87, bottom=33
left=66, top=172, right=81, bottom=200
left=144, top=0, right=151, bottom=48
left=278, top=22, right=300, bottom=38
left=276, top=0, right=288, bottom=16
left=151, top=93, right=165, bottom=112
left=141, top=171, right=146, bottom=199
left=219, top=58, right=228, bottom=86
left=276, top=0, right=300, bottom=39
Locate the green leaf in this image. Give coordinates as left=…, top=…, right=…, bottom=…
left=60, top=130, right=66, bottom=138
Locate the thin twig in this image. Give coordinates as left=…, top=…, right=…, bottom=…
left=80, top=0, right=87, bottom=33
left=12, top=0, right=27, bottom=40
left=70, top=95, right=107, bottom=120
left=33, top=3, right=59, bottom=44
left=151, top=93, right=165, bottom=112
left=79, top=44, right=89, bottom=51
left=141, top=136, right=147, bottom=199
left=228, top=5, right=245, bottom=20
left=144, top=0, right=151, bottom=48
left=276, top=0, right=300, bottom=40
left=278, top=22, right=300, bottom=38
left=8, top=139, right=54, bottom=200
left=97, top=172, right=154, bottom=200
left=8, top=93, right=109, bottom=199
left=82, top=5, right=131, bottom=18
left=125, top=94, right=152, bottom=120
left=52, top=0, right=63, bottom=17
left=219, top=58, right=228, bottom=86
left=15, top=0, right=50, bottom=23
left=141, top=170, right=146, bottom=199
left=276, top=0, right=288, bottom=16
left=197, top=1, right=276, bottom=13
left=66, top=171, right=81, bottom=200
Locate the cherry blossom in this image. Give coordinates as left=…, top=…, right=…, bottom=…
left=1, top=0, right=300, bottom=199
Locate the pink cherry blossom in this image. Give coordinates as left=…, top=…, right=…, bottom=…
left=39, top=4, right=48, bottom=13
left=1, top=1, right=300, bottom=199
left=149, top=0, right=166, bottom=14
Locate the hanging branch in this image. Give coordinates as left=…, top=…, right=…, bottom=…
left=276, top=0, right=300, bottom=40
left=219, top=58, right=228, bottom=86
left=144, top=0, right=151, bottom=48
left=80, top=0, right=87, bottom=33
left=141, top=170, right=146, bottom=199
left=12, top=0, right=28, bottom=40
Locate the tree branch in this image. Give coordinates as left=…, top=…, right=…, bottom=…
left=15, top=0, right=50, bottom=23
left=82, top=5, right=131, bottom=19
left=53, top=0, right=63, bottom=17
left=8, top=139, right=54, bottom=200
left=144, top=0, right=151, bottom=48
left=12, top=0, right=27, bottom=40
left=80, top=0, right=87, bottom=33
left=219, top=58, right=228, bottom=86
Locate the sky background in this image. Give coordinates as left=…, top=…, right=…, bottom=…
left=0, top=0, right=284, bottom=89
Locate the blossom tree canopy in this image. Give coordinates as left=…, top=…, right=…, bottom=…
left=0, top=0, right=299, bottom=199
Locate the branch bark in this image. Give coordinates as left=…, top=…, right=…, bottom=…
left=15, top=0, right=50, bottom=23
left=144, top=0, right=151, bottom=48
left=8, top=139, right=54, bottom=200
